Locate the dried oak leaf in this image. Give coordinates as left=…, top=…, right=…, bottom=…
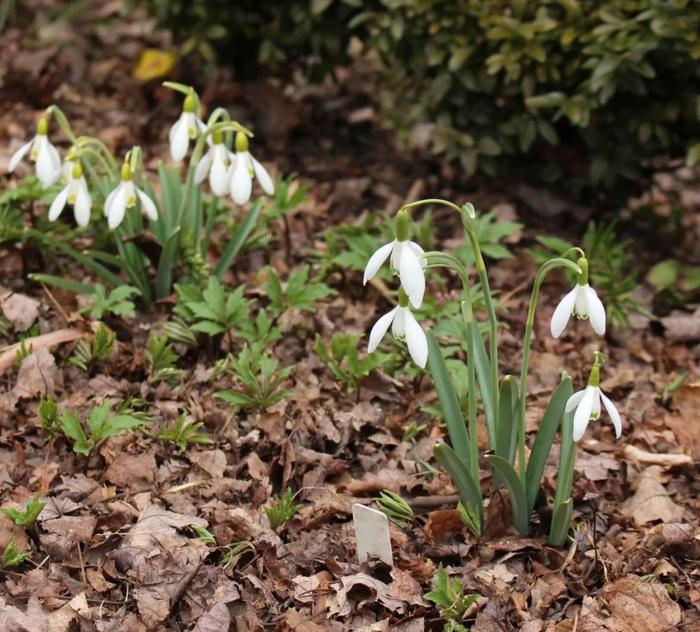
left=600, top=575, right=681, bottom=632
left=0, top=290, right=40, bottom=332
left=621, top=466, right=684, bottom=525
left=329, top=573, right=406, bottom=617
left=40, top=515, right=97, bottom=561
left=190, top=449, right=227, bottom=479
left=104, top=450, right=156, bottom=489
left=0, top=596, right=48, bottom=632
left=193, top=600, right=230, bottom=632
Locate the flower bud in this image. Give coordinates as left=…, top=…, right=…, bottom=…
left=235, top=131, right=249, bottom=153
left=576, top=256, right=589, bottom=286
left=36, top=117, right=49, bottom=136
left=394, top=209, right=411, bottom=242
left=183, top=93, right=197, bottom=113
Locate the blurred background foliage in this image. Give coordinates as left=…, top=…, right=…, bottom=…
left=133, top=0, right=700, bottom=203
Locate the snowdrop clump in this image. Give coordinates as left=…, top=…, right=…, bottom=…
left=360, top=198, right=624, bottom=544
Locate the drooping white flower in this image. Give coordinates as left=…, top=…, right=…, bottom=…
left=168, top=93, right=205, bottom=162
left=104, top=162, right=158, bottom=230
left=48, top=161, right=92, bottom=227
left=368, top=290, right=428, bottom=368
left=8, top=117, right=61, bottom=188
left=229, top=131, right=275, bottom=205
left=194, top=137, right=231, bottom=196
left=565, top=356, right=621, bottom=441
left=363, top=209, right=426, bottom=309
left=550, top=258, right=605, bottom=338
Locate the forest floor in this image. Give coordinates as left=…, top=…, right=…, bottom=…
left=0, top=3, right=698, bottom=631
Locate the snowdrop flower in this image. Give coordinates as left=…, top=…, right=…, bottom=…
left=194, top=131, right=231, bottom=196
left=168, top=93, right=205, bottom=162
left=550, top=257, right=605, bottom=338
left=229, top=131, right=275, bottom=205
left=104, top=162, right=158, bottom=230
left=368, top=288, right=428, bottom=368
left=48, top=161, right=92, bottom=227
left=363, top=209, right=426, bottom=309
left=565, top=353, right=621, bottom=441
left=7, top=117, right=61, bottom=188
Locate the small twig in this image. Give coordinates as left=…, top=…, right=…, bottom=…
left=39, top=282, right=71, bottom=325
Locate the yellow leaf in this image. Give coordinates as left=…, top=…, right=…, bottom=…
left=133, top=48, right=178, bottom=82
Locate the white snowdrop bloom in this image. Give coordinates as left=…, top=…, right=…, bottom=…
left=194, top=135, right=231, bottom=196
left=48, top=161, right=92, bottom=227
left=565, top=358, right=621, bottom=441
left=368, top=290, right=428, bottom=368
left=168, top=93, right=205, bottom=162
left=550, top=258, right=605, bottom=338
left=104, top=162, right=158, bottom=230
left=8, top=117, right=62, bottom=188
left=229, top=131, right=275, bottom=205
left=363, top=210, right=426, bottom=309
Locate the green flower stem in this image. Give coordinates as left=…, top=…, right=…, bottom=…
left=517, top=257, right=582, bottom=478
left=75, top=137, right=119, bottom=173
left=45, top=105, right=77, bottom=143
left=402, top=198, right=500, bottom=420
left=424, top=251, right=478, bottom=483
left=72, top=147, right=116, bottom=188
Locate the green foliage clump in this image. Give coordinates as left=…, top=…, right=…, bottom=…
left=143, top=0, right=700, bottom=198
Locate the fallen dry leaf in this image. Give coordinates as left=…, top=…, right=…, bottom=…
left=329, top=573, right=406, bottom=617
left=621, top=466, right=684, bottom=524
left=0, top=329, right=85, bottom=374
left=0, top=289, right=40, bottom=332
left=623, top=445, right=692, bottom=467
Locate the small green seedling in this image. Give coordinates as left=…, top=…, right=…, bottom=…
left=69, top=323, right=115, bottom=372
left=1, top=540, right=31, bottom=569
left=214, top=345, right=292, bottom=410
left=375, top=490, right=414, bottom=528
left=265, top=490, right=300, bottom=530
left=162, top=317, right=198, bottom=347
left=424, top=565, right=479, bottom=632
left=191, top=525, right=216, bottom=546
left=1, top=498, right=45, bottom=527
left=266, top=265, right=336, bottom=317
left=14, top=339, right=33, bottom=366
left=60, top=402, right=151, bottom=456
left=402, top=421, right=426, bottom=443
left=39, top=395, right=60, bottom=438
left=80, top=284, right=140, bottom=319
left=220, top=540, right=255, bottom=569
left=314, top=333, right=386, bottom=391
left=159, top=414, right=212, bottom=451
left=456, top=501, right=481, bottom=537
left=146, top=332, right=184, bottom=385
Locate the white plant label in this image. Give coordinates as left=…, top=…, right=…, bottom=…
left=352, top=503, right=393, bottom=566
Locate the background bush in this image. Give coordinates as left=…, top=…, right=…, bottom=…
left=140, top=0, right=700, bottom=201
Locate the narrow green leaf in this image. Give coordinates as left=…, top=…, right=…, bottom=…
left=549, top=498, right=573, bottom=546
left=470, top=321, right=496, bottom=446
left=154, top=228, right=182, bottom=300
left=427, top=332, right=470, bottom=467
left=485, top=454, right=529, bottom=536
left=495, top=375, right=519, bottom=464
left=214, top=201, right=262, bottom=279
left=525, top=375, right=573, bottom=514
left=434, top=444, right=482, bottom=522
left=28, top=274, right=94, bottom=295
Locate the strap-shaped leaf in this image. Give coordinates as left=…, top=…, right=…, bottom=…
left=155, top=228, right=182, bottom=300
left=549, top=498, right=573, bottom=546
left=427, top=332, right=470, bottom=467
left=549, top=395, right=576, bottom=546
left=470, top=320, right=496, bottom=446
left=525, top=375, right=573, bottom=514
left=214, top=200, right=263, bottom=279
left=28, top=274, right=94, bottom=295
left=485, top=454, right=529, bottom=536
left=434, top=444, right=482, bottom=522
left=495, top=375, right=519, bottom=463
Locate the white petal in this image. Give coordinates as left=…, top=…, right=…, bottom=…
left=230, top=157, right=252, bottom=204
left=392, top=307, right=407, bottom=338
left=573, top=386, right=595, bottom=441
left=47, top=186, right=69, bottom=221
left=399, top=245, right=426, bottom=308
left=585, top=285, right=606, bottom=335
left=73, top=185, right=92, bottom=227
left=574, top=284, right=589, bottom=317
left=550, top=286, right=579, bottom=338
left=407, top=241, right=427, bottom=269
left=194, top=151, right=212, bottom=184
left=565, top=388, right=587, bottom=413
left=104, top=186, right=119, bottom=218
left=46, top=141, right=61, bottom=172
left=252, top=156, right=275, bottom=195
left=368, top=307, right=398, bottom=353
left=600, top=391, right=622, bottom=438
left=363, top=242, right=394, bottom=285
left=170, top=116, right=190, bottom=162
left=107, top=187, right=128, bottom=229
left=184, top=112, right=198, bottom=138
left=404, top=310, right=428, bottom=368
left=137, top=188, right=158, bottom=221
left=8, top=139, right=33, bottom=172
left=36, top=140, right=60, bottom=187
left=210, top=158, right=229, bottom=196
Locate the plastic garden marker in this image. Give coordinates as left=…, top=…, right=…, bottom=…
left=352, top=503, right=393, bottom=566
